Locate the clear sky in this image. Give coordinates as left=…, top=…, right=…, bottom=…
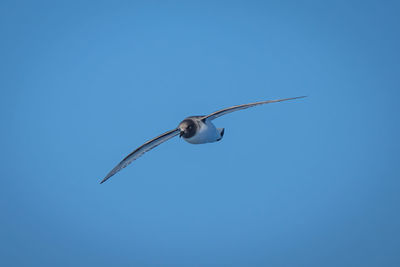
left=1, top=1, right=400, bottom=266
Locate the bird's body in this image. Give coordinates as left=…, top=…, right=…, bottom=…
left=100, top=96, right=306, bottom=183
left=179, top=116, right=224, bottom=144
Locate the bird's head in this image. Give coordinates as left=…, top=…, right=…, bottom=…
left=178, top=119, right=197, bottom=138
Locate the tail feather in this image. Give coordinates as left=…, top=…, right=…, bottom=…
left=217, top=128, right=225, bottom=141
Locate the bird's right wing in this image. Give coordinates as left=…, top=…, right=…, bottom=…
left=100, top=128, right=180, bottom=184
left=201, top=96, right=306, bottom=122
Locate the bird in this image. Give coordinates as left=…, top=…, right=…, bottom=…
left=100, top=96, right=306, bottom=184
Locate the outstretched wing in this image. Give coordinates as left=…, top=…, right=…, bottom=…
left=100, top=128, right=180, bottom=184
left=201, top=96, right=306, bottom=122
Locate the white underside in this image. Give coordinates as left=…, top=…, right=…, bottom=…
left=184, top=120, right=223, bottom=144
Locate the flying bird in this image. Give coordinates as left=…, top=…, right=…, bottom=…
left=100, top=96, right=305, bottom=183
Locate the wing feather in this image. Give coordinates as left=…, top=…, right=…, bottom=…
left=201, top=96, right=306, bottom=121
left=100, top=128, right=180, bottom=183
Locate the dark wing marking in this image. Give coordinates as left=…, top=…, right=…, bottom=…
left=201, top=96, right=306, bottom=122
left=100, top=128, right=180, bottom=184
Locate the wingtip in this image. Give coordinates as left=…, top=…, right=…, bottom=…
left=100, top=165, right=121, bottom=184
left=284, top=95, right=307, bottom=102
left=293, top=95, right=307, bottom=99
left=273, top=95, right=307, bottom=103
left=100, top=174, right=112, bottom=184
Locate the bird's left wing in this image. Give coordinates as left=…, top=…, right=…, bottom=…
left=100, top=128, right=180, bottom=184
left=201, top=96, right=306, bottom=122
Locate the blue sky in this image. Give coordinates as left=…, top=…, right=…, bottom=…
left=1, top=1, right=400, bottom=266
